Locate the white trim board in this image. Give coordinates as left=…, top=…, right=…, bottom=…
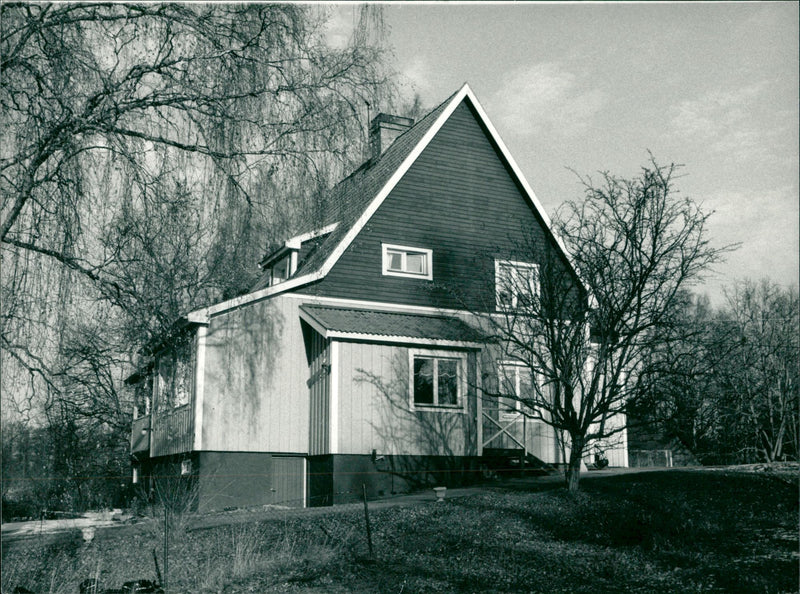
left=329, top=340, right=339, bottom=455
left=330, top=333, right=483, bottom=349
left=286, top=222, right=339, bottom=250
left=192, top=325, right=207, bottom=451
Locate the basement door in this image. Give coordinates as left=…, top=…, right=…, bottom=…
left=271, top=455, right=306, bottom=508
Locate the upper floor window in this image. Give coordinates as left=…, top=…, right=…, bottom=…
left=495, top=260, right=539, bottom=310
left=409, top=349, right=467, bottom=411
left=382, top=244, right=433, bottom=280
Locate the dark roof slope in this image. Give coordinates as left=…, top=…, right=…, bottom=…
left=300, top=305, right=486, bottom=343
left=250, top=91, right=459, bottom=291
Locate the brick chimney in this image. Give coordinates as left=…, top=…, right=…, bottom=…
left=369, top=113, right=414, bottom=161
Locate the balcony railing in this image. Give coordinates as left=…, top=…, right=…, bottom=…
left=151, top=404, right=193, bottom=457
left=131, top=415, right=151, bottom=453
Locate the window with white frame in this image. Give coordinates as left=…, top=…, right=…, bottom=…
left=498, top=363, right=535, bottom=421
left=383, top=244, right=433, bottom=280
left=269, top=255, right=291, bottom=286
left=409, top=350, right=467, bottom=410
left=495, top=260, right=539, bottom=310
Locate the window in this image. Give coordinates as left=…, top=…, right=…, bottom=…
left=495, top=260, right=539, bottom=310
left=409, top=350, right=467, bottom=410
left=382, top=244, right=433, bottom=280
left=498, top=363, right=535, bottom=421
left=270, top=256, right=291, bottom=286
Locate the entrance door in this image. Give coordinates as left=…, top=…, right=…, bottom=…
left=271, top=456, right=305, bottom=507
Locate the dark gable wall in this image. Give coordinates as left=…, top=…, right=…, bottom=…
left=297, top=100, right=577, bottom=312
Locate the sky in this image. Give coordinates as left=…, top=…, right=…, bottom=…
left=330, top=2, right=799, bottom=306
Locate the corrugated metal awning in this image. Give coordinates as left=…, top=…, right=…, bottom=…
left=298, top=305, right=486, bottom=347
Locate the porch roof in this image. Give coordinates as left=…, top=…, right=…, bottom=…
left=298, top=305, right=486, bottom=347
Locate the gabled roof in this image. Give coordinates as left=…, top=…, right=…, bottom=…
left=299, top=305, right=486, bottom=347
left=187, top=83, right=582, bottom=324
left=249, top=91, right=456, bottom=293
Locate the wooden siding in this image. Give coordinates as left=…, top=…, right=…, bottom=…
left=307, top=328, right=331, bottom=455
left=298, top=100, right=578, bottom=312
left=151, top=404, right=193, bottom=457
left=335, top=341, right=478, bottom=457
left=200, top=295, right=309, bottom=453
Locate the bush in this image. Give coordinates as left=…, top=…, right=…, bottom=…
left=1, top=494, right=42, bottom=522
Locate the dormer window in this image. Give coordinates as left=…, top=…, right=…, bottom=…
left=270, top=255, right=292, bottom=286
left=260, top=223, right=338, bottom=288
left=382, top=244, right=433, bottom=280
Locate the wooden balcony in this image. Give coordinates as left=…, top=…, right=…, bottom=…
left=131, top=415, right=151, bottom=454
left=151, top=404, right=193, bottom=457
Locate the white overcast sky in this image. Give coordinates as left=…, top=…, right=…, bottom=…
left=329, top=2, right=799, bottom=305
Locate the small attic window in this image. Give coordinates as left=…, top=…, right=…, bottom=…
left=382, top=244, right=432, bottom=280
left=269, top=255, right=292, bottom=286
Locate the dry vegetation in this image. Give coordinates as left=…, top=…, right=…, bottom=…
left=2, top=469, right=797, bottom=593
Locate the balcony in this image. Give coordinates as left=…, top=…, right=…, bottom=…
left=151, top=404, right=193, bottom=457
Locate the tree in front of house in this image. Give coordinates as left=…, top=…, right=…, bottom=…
left=485, top=159, right=728, bottom=491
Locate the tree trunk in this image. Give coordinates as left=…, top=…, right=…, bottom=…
left=565, top=437, right=584, bottom=492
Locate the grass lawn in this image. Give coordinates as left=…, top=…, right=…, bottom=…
left=2, top=469, right=797, bottom=593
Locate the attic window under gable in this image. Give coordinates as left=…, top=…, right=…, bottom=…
left=382, top=243, right=433, bottom=280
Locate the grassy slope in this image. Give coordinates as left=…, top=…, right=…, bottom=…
left=2, top=469, right=798, bottom=593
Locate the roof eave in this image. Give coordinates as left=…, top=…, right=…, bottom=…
left=187, top=272, right=320, bottom=324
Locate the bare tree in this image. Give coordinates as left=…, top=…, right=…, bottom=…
left=630, top=294, right=724, bottom=462
left=484, top=159, right=729, bottom=491
left=715, top=280, right=798, bottom=462
left=1, top=2, right=392, bottom=392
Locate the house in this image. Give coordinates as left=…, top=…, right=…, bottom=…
left=128, top=83, right=628, bottom=511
